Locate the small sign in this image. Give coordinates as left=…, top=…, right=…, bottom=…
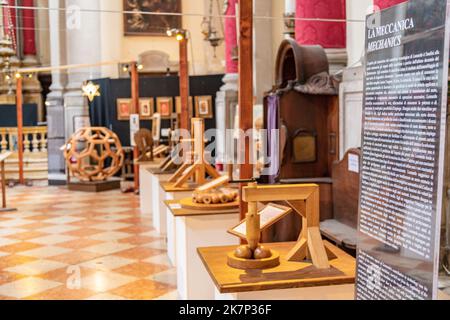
left=228, top=203, right=292, bottom=239
left=348, top=154, right=359, bottom=173
left=130, top=114, right=140, bottom=147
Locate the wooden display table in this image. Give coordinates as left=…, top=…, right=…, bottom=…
left=165, top=200, right=239, bottom=300
left=137, top=160, right=165, bottom=215
left=158, top=182, right=195, bottom=265
left=198, top=241, right=356, bottom=300
left=0, top=152, right=16, bottom=213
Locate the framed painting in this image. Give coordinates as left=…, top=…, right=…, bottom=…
left=195, top=96, right=213, bottom=118
left=152, top=113, right=162, bottom=142
left=116, top=98, right=134, bottom=120
left=156, top=97, right=173, bottom=119
left=123, top=0, right=182, bottom=36
left=139, top=98, right=154, bottom=120
left=175, top=96, right=193, bottom=114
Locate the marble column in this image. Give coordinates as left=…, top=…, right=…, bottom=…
left=63, top=0, right=101, bottom=139
left=46, top=0, right=67, bottom=178
left=295, top=0, right=348, bottom=75
left=215, top=0, right=238, bottom=167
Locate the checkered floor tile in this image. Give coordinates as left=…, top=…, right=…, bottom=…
left=0, top=186, right=176, bottom=300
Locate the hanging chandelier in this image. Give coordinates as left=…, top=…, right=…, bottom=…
left=200, top=0, right=224, bottom=57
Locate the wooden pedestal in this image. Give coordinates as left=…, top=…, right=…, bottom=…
left=160, top=182, right=195, bottom=266
left=165, top=200, right=239, bottom=300
left=198, top=241, right=355, bottom=295
left=68, top=179, right=121, bottom=192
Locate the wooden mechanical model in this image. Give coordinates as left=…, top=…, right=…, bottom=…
left=63, top=127, right=124, bottom=182
left=179, top=175, right=239, bottom=211
left=228, top=183, right=332, bottom=270
left=134, top=129, right=154, bottom=162
left=167, top=118, right=220, bottom=188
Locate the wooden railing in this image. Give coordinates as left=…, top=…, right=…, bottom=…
left=0, top=126, right=48, bottom=180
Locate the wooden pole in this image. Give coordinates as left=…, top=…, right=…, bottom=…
left=1, top=160, right=6, bottom=209
left=130, top=62, right=140, bottom=192
left=16, top=76, right=25, bottom=185
left=179, top=35, right=190, bottom=131
left=238, top=0, right=254, bottom=220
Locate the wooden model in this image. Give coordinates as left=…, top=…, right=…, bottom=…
left=134, top=129, right=154, bottom=162
left=0, top=151, right=15, bottom=212
left=167, top=118, right=220, bottom=188
left=228, top=183, right=332, bottom=270
left=63, top=127, right=124, bottom=182
left=179, top=175, right=239, bottom=211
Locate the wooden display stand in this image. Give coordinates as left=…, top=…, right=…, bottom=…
left=167, top=118, right=220, bottom=189
left=165, top=199, right=239, bottom=300
left=0, top=152, right=16, bottom=212
left=67, top=179, right=121, bottom=192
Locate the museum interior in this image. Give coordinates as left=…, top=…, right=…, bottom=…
left=0, top=0, right=449, bottom=301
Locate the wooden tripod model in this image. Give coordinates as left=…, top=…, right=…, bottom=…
left=242, top=184, right=331, bottom=269
left=168, top=118, right=220, bottom=188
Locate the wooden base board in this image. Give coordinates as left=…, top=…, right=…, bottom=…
left=0, top=207, right=17, bottom=213
left=179, top=197, right=240, bottom=211
left=68, top=179, right=121, bottom=192
left=198, top=241, right=356, bottom=294
left=227, top=251, right=280, bottom=270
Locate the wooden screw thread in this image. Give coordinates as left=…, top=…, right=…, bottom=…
left=246, top=183, right=259, bottom=251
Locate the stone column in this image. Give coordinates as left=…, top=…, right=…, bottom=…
left=295, top=0, right=348, bottom=75
left=63, top=0, right=101, bottom=139
left=46, top=0, right=67, bottom=179
left=215, top=0, right=238, bottom=167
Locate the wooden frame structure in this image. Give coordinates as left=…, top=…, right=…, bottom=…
left=167, top=118, right=220, bottom=188
left=242, top=184, right=330, bottom=269
left=0, top=151, right=16, bottom=212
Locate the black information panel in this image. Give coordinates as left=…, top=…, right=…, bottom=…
left=356, top=0, right=450, bottom=300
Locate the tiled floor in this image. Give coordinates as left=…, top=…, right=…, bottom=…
left=0, top=186, right=177, bottom=300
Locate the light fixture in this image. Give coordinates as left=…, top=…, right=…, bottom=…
left=167, top=28, right=187, bottom=42
left=82, top=81, right=101, bottom=102
left=15, top=72, right=21, bottom=79
left=122, top=65, right=129, bottom=72
left=137, top=64, right=144, bottom=71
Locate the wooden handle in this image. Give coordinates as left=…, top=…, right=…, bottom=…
left=245, top=183, right=259, bottom=251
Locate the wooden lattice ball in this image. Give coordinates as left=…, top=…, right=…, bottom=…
left=63, top=127, right=124, bottom=182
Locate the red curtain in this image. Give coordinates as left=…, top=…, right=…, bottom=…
left=374, top=0, right=408, bottom=10
left=295, top=0, right=346, bottom=48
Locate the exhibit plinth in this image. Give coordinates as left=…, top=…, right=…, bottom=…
left=159, top=182, right=196, bottom=265
left=198, top=241, right=356, bottom=300
left=138, top=161, right=167, bottom=215
left=165, top=200, right=239, bottom=300
left=68, top=178, right=121, bottom=192
left=151, top=172, right=174, bottom=235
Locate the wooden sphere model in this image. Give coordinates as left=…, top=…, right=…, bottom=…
left=64, top=127, right=124, bottom=182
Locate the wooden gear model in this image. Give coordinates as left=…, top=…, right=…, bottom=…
left=168, top=118, right=220, bottom=188
left=63, top=127, right=125, bottom=182
left=228, top=183, right=332, bottom=270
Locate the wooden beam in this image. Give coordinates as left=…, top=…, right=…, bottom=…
left=243, top=184, right=318, bottom=202
left=16, top=76, right=24, bottom=185
left=238, top=0, right=254, bottom=220
left=130, top=62, right=140, bottom=191
left=179, top=36, right=190, bottom=131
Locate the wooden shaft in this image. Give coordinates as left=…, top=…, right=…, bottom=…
left=179, top=37, right=190, bottom=131
left=246, top=184, right=259, bottom=251
left=238, top=0, right=254, bottom=220
left=1, top=161, right=6, bottom=209
left=131, top=62, right=140, bottom=191
left=16, top=76, right=24, bottom=185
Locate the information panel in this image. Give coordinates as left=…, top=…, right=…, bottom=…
left=357, top=0, right=450, bottom=300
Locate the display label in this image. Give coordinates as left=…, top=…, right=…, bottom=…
left=348, top=154, right=360, bottom=173
left=356, top=0, right=450, bottom=300
left=130, top=114, right=140, bottom=147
